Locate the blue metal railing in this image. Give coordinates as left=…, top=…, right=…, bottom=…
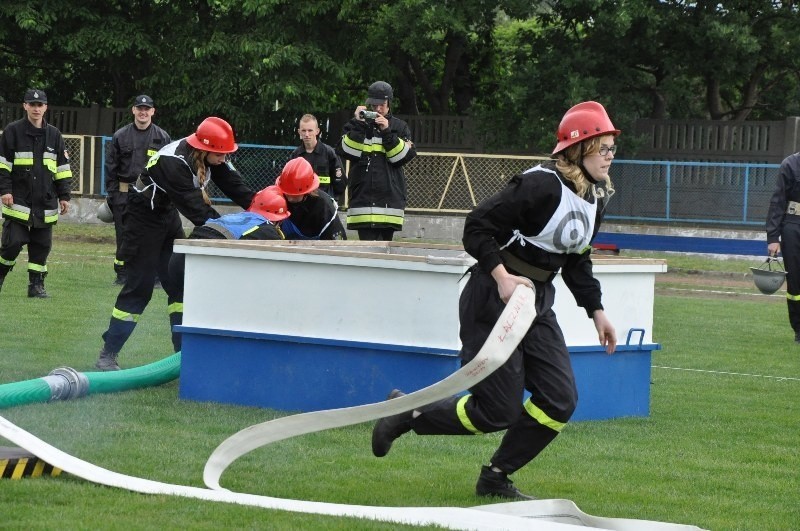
left=605, top=159, right=779, bottom=227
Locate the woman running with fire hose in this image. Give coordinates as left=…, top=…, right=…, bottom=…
left=371, top=101, right=620, bottom=500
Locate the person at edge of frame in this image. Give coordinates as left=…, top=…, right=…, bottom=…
left=104, top=94, right=171, bottom=285
left=94, top=116, right=255, bottom=371
left=290, top=113, right=346, bottom=204
left=338, top=80, right=415, bottom=241
left=766, top=149, right=800, bottom=343
left=0, top=88, right=71, bottom=298
left=370, top=101, right=620, bottom=500
left=275, top=157, right=346, bottom=241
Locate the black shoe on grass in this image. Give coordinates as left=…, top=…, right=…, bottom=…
left=95, top=347, right=121, bottom=371
left=475, top=465, right=535, bottom=500
left=371, top=389, right=412, bottom=457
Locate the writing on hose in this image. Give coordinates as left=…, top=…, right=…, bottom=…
left=498, top=290, right=530, bottom=343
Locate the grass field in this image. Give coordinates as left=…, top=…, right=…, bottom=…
left=1, top=222, right=798, bottom=530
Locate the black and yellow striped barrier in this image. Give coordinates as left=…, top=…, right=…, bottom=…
left=0, top=447, right=61, bottom=479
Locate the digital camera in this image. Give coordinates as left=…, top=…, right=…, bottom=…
left=359, top=110, right=379, bottom=120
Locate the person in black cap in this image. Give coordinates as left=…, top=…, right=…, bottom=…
left=338, top=81, right=415, bottom=241
left=104, top=94, right=171, bottom=285
left=0, top=89, right=72, bottom=298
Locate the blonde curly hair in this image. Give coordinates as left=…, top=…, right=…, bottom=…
left=554, top=136, right=615, bottom=198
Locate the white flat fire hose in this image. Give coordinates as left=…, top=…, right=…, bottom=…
left=0, top=286, right=704, bottom=530
left=203, top=285, right=538, bottom=490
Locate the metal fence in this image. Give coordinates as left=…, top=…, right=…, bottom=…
left=77, top=136, right=779, bottom=228
left=606, top=160, right=778, bottom=227
left=400, top=156, right=779, bottom=227
left=64, top=136, right=86, bottom=195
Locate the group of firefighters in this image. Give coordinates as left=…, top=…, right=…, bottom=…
left=5, top=82, right=788, bottom=506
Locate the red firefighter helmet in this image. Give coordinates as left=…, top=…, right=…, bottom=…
left=275, top=157, right=319, bottom=195
left=552, top=101, right=620, bottom=155
left=186, top=117, right=238, bottom=154
left=247, top=185, right=290, bottom=222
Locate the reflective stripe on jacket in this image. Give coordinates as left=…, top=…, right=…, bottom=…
left=0, top=118, right=72, bottom=225
left=339, top=114, right=415, bottom=230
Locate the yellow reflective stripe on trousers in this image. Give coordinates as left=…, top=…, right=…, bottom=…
left=27, top=263, right=47, bottom=273
left=168, top=302, right=184, bottom=315
left=0, top=256, right=15, bottom=267
left=456, top=395, right=483, bottom=434
left=111, top=308, right=140, bottom=322
left=523, top=398, right=566, bottom=432
left=787, top=292, right=800, bottom=301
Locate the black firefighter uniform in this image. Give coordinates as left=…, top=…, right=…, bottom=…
left=0, top=117, right=72, bottom=280
left=339, top=113, right=415, bottom=231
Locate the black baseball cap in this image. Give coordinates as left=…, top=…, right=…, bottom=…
left=24, top=89, right=47, bottom=104
left=366, top=81, right=393, bottom=105
left=133, top=95, right=154, bottom=108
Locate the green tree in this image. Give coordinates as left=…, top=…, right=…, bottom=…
left=475, top=0, right=800, bottom=153
left=2, top=0, right=798, bottom=151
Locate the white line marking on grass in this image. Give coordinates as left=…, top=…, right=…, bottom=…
left=657, top=287, right=773, bottom=297
left=653, top=365, right=800, bottom=381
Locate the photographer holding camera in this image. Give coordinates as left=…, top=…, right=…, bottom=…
left=339, top=80, right=416, bottom=241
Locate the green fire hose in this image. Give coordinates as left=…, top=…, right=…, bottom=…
left=0, top=353, right=181, bottom=409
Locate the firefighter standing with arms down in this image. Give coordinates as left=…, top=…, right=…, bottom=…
left=371, top=101, right=619, bottom=500
left=95, top=116, right=255, bottom=371
left=0, top=89, right=72, bottom=298
left=766, top=150, right=800, bottom=343
left=104, top=94, right=171, bottom=285
left=290, top=114, right=346, bottom=204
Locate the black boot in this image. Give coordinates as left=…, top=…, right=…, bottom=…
left=0, top=263, right=11, bottom=293
left=113, top=263, right=127, bottom=286
left=95, top=347, right=121, bottom=371
left=27, top=271, right=49, bottom=298
left=475, top=465, right=535, bottom=500
left=371, top=389, right=413, bottom=457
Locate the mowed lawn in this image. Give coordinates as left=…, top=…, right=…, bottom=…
left=0, top=222, right=798, bottom=530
